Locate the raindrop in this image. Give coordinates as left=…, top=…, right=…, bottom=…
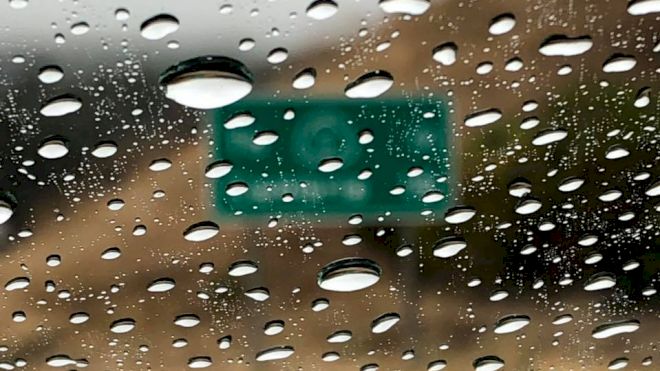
left=148, top=158, right=172, bottom=171
left=205, top=161, right=233, bottom=179
left=38, top=66, right=63, bottom=84
left=183, top=221, right=219, bottom=242
left=91, top=141, right=118, bottom=158
left=634, top=87, right=651, bottom=108
left=608, top=358, right=628, bottom=370
left=584, top=273, right=616, bottom=291
left=515, top=198, right=542, bottom=215
left=312, top=298, right=330, bottom=311
left=159, top=56, right=253, bottom=109
left=427, top=360, right=448, bottom=370
left=266, top=48, right=288, bottom=64
left=255, top=346, right=295, bottom=362
left=344, top=70, right=394, bottom=98
left=489, top=289, right=509, bottom=302
left=318, top=158, right=344, bottom=173
left=39, top=95, right=82, bottom=117
left=140, top=14, right=179, bottom=40
left=539, top=35, right=593, bottom=56
left=473, top=355, right=505, bottom=371
left=228, top=260, right=258, bottom=276
left=244, top=287, right=270, bottom=301
left=110, top=318, right=136, bottom=333
left=38, top=137, right=69, bottom=160
left=493, top=314, right=531, bottom=334
left=444, top=206, right=476, bottom=224
left=306, top=0, right=338, bottom=20
left=101, top=247, right=121, bottom=260
left=464, top=108, right=502, bottom=127
left=432, top=42, right=457, bottom=66
left=224, top=112, right=255, bottom=129
left=69, top=312, right=90, bottom=324
left=371, top=312, right=400, bottom=333
left=0, top=200, right=14, bottom=225
left=532, top=128, right=568, bottom=146
left=226, top=182, right=249, bottom=196
left=591, top=320, right=640, bottom=339
left=187, top=357, right=212, bottom=369
left=46, top=355, right=76, bottom=368
left=627, top=0, right=660, bottom=15
left=378, top=0, right=430, bottom=15
left=264, top=320, right=285, bottom=335
left=252, top=131, right=279, bottom=145
left=317, top=257, right=382, bottom=292
left=432, top=237, right=467, bottom=258
left=174, top=314, right=200, bottom=328
left=605, top=145, right=630, bottom=160
left=488, top=13, right=515, bottom=35
left=218, top=336, right=232, bottom=349
left=5, top=277, right=30, bottom=291
left=327, top=330, right=352, bottom=343
left=602, top=54, right=637, bottom=73
left=558, top=177, right=584, bottom=192
left=147, top=278, right=176, bottom=292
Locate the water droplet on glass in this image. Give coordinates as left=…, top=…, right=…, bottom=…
left=371, top=312, right=400, bottom=333
left=255, top=346, right=295, bottom=362
left=539, top=35, right=593, bottom=56
left=488, top=13, right=516, bottom=35
left=140, top=14, right=179, bottom=40
left=306, top=0, right=338, bottom=20
left=40, top=95, right=82, bottom=117
left=344, top=71, right=394, bottom=98
left=183, top=221, right=219, bottom=242
left=378, top=0, right=430, bottom=15
left=317, top=258, right=382, bottom=292
left=160, top=56, right=253, bottom=109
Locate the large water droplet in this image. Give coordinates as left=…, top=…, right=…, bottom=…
left=473, top=355, right=505, bottom=371
left=370, top=312, right=400, bottom=333
left=432, top=237, right=467, bottom=258
left=110, top=318, right=136, bottom=333
left=539, top=35, right=593, bottom=56
left=378, top=0, right=430, bottom=15
left=317, top=258, right=382, bottom=292
left=174, top=314, right=201, bottom=327
left=432, top=42, right=457, bottom=66
left=493, top=314, right=530, bottom=334
left=160, top=56, right=253, bottom=109
left=147, top=278, right=176, bottom=292
left=140, top=14, right=179, bottom=40
left=38, top=137, right=69, bottom=159
left=187, top=356, right=212, bottom=369
left=306, top=0, right=338, bottom=20
left=38, top=65, right=64, bottom=84
left=183, top=221, right=219, bottom=242
left=40, top=95, right=82, bottom=117
left=488, top=14, right=516, bottom=35
left=591, top=319, right=640, bottom=339
left=627, top=0, right=660, bottom=15
left=255, top=346, right=295, bottom=362
left=584, top=272, right=616, bottom=291
left=5, top=277, right=30, bottom=291
left=464, top=108, right=502, bottom=127
left=344, top=71, right=394, bottom=99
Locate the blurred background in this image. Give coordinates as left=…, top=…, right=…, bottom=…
left=0, top=0, right=658, bottom=370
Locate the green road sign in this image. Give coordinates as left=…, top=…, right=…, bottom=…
left=212, top=98, right=450, bottom=221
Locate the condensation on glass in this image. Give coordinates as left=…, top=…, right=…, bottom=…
left=0, top=0, right=658, bottom=370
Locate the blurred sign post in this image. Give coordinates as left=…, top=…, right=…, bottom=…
left=212, top=98, right=449, bottom=223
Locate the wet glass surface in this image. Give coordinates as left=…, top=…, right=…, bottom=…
left=0, top=0, right=658, bottom=370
